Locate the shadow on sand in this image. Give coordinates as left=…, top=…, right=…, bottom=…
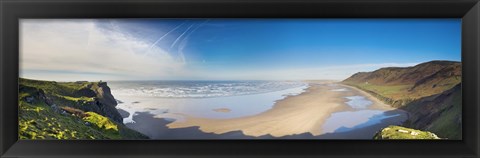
left=126, top=109, right=407, bottom=140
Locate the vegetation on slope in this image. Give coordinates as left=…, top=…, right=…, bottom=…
left=343, top=60, right=461, bottom=107
left=83, top=112, right=119, bottom=132
left=401, top=84, right=462, bottom=139
left=374, top=125, right=440, bottom=140
left=20, top=78, right=123, bottom=122
left=19, top=78, right=148, bottom=139
left=342, top=60, right=462, bottom=139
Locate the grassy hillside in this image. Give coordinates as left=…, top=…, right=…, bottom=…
left=342, top=60, right=462, bottom=139
left=19, top=78, right=148, bottom=139
left=401, top=84, right=462, bottom=139
left=343, top=60, right=461, bottom=107
left=374, top=125, right=440, bottom=140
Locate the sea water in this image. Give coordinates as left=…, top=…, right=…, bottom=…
left=323, top=87, right=407, bottom=136
left=107, top=80, right=309, bottom=124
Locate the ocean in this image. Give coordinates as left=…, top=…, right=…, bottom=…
left=107, top=80, right=309, bottom=124
left=107, top=80, right=407, bottom=139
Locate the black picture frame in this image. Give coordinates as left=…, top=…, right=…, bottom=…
left=1, top=0, right=479, bottom=157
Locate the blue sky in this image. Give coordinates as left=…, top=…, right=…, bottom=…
left=20, top=19, right=461, bottom=81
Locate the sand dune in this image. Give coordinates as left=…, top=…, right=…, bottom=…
left=166, top=81, right=393, bottom=137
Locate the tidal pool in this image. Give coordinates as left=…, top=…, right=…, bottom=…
left=322, top=110, right=403, bottom=133
left=344, top=96, right=373, bottom=109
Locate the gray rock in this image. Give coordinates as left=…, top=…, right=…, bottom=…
left=25, top=96, right=35, bottom=103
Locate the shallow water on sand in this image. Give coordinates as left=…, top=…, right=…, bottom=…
left=322, top=86, right=407, bottom=135
left=114, top=81, right=406, bottom=139
left=110, top=83, right=308, bottom=124
left=322, top=110, right=403, bottom=133
left=344, top=96, right=373, bottom=109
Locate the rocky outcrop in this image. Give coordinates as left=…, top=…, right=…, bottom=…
left=92, top=82, right=123, bottom=123
left=374, top=125, right=440, bottom=139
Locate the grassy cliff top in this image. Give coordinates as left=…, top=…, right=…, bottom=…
left=20, top=78, right=102, bottom=97
left=19, top=78, right=148, bottom=139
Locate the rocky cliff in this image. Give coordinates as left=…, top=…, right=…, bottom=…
left=19, top=78, right=148, bottom=139
left=342, top=60, right=462, bottom=139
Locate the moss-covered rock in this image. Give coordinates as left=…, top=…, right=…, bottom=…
left=374, top=125, right=440, bottom=140
left=83, top=112, right=119, bottom=132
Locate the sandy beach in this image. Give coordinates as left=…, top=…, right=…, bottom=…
left=165, top=81, right=398, bottom=137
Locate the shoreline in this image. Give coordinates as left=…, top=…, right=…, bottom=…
left=340, top=84, right=396, bottom=111
left=113, top=82, right=310, bottom=122
left=126, top=110, right=407, bottom=139
left=165, top=81, right=363, bottom=137
left=117, top=80, right=408, bottom=138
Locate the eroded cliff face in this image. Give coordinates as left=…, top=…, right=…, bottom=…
left=91, top=82, right=123, bottom=123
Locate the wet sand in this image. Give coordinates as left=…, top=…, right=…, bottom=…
left=164, top=81, right=398, bottom=137
left=126, top=109, right=406, bottom=139
left=341, top=84, right=395, bottom=111
left=121, top=81, right=407, bottom=139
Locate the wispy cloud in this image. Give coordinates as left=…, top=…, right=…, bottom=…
left=145, top=21, right=187, bottom=56
left=20, top=19, right=188, bottom=81
left=169, top=23, right=195, bottom=52
left=177, top=19, right=210, bottom=63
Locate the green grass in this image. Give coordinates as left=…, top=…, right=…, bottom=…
left=19, top=99, right=145, bottom=139
left=425, top=91, right=462, bottom=139
left=374, top=125, right=440, bottom=140
left=353, top=83, right=412, bottom=100
left=344, top=75, right=460, bottom=106
left=83, top=112, right=119, bottom=132
left=20, top=78, right=99, bottom=97
left=56, top=94, right=95, bottom=102
left=19, top=100, right=115, bottom=139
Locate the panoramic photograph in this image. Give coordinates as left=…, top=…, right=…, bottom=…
left=18, top=19, right=461, bottom=140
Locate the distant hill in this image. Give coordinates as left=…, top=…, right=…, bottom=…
left=19, top=78, right=148, bottom=139
left=343, top=60, right=462, bottom=139
left=343, top=60, right=461, bottom=107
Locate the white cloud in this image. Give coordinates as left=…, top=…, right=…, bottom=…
left=20, top=19, right=187, bottom=81
left=19, top=19, right=420, bottom=81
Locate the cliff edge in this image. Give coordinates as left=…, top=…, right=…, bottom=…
left=19, top=78, right=148, bottom=139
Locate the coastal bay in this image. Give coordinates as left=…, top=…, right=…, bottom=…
left=114, top=81, right=407, bottom=139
